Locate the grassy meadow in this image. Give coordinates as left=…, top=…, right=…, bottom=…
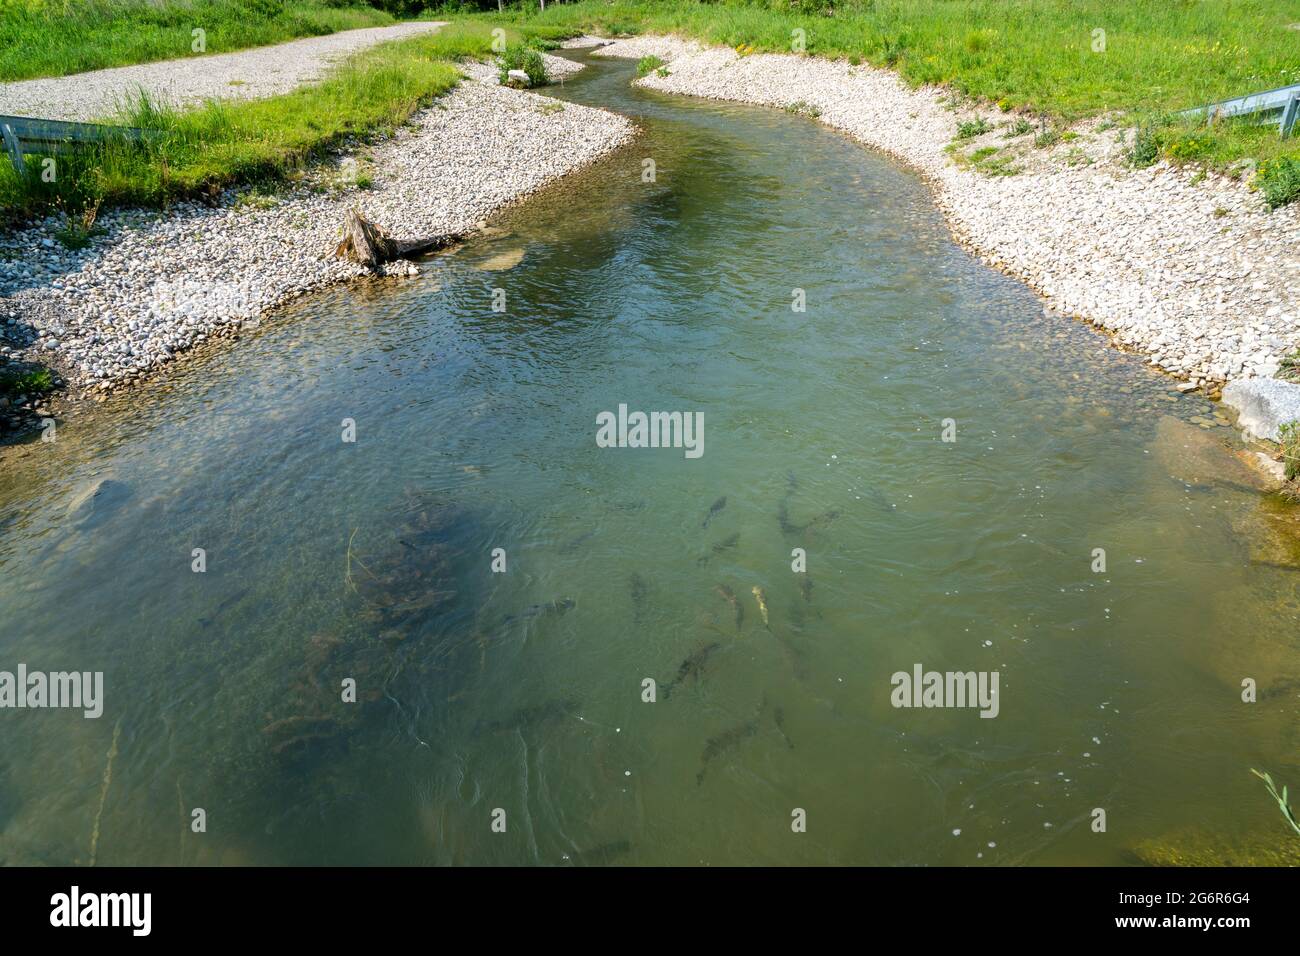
left=476, top=0, right=1300, bottom=200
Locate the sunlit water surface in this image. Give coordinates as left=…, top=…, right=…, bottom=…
left=1, top=53, right=1298, bottom=866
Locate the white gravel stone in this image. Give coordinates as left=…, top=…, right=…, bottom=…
left=599, top=36, right=1300, bottom=390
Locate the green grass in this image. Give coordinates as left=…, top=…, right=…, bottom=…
left=1279, top=420, right=1300, bottom=484
left=499, top=41, right=547, bottom=86
left=471, top=0, right=1300, bottom=190
left=0, top=0, right=402, bottom=82
left=1253, top=155, right=1300, bottom=207
left=955, top=118, right=992, bottom=140
left=0, top=21, right=527, bottom=220
left=0, top=366, right=55, bottom=399
left=636, top=54, right=665, bottom=76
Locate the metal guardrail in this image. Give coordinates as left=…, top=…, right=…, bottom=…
left=0, top=114, right=158, bottom=174
left=1178, top=82, right=1300, bottom=136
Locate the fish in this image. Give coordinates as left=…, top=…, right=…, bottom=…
left=1249, top=559, right=1300, bottom=574
left=801, top=508, right=840, bottom=532
left=629, top=573, right=648, bottom=624
left=713, top=532, right=741, bottom=552
left=197, top=586, right=251, bottom=628
left=799, top=576, right=813, bottom=604
left=696, top=719, right=759, bottom=785
left=261, top=714, right=338, bottom=739
left=779, top=505, right=840, bottom=535
left=868, top=487, right=896, bottom=513
left=702, top=496, right=727, bottom=528
left=502, top=598, right=576, bottom=627
left=558, top=529, right=597, bottom=554
left=663, top=641, right=722, bottom=698
left=484, top=697, right=580, bottom=734
left=697, top=532, right=741, bottom=566
left=751, top=586, right=770, bottom=630
left=773, top=706, right=794, bottom=749
left=759, top=697, right=790, bottom=749
left=777, top=499, right=799, bottom=535
left=713, top=584, right=744, bottom=631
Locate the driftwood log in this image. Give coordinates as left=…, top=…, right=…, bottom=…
left=334, top=207, right=461, bottom=269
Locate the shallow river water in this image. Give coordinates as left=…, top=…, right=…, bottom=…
left=1, top=52, right=1298, bottom=866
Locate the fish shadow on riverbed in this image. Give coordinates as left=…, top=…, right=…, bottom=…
left=629, top=572, right=648, bottom=625
left=476, top=696, right=582, bottom=737
left=695, top=696, right=795, bottom=786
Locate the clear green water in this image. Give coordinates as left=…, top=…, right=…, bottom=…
left=1, top=53, right=1298, bottom=866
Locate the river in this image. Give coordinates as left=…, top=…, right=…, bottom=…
left=0, top=51, right=1296, bottom=866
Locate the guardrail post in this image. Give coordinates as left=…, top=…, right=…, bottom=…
left=1, top=123, right=25, bottom=174
left=1282, top=94, right=1300, bottom=137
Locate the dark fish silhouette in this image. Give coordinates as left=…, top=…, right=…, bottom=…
left=484, top=697, right=579, bottom=734
left=664, top=641, right=722, bottom=698
left=713, top=583, right=744, bottom=631
left=197, top=586, right=251, bottom=628
left=629, top=573, right=648, bottom=624
left=696, top=719, right=759, bottom=785
left=502, top=598, right=575, bottom=627
left=697, top=532, right=741, bottom=565
left=777, top=500, right=798, bottom=535
left=868, top=487, right=896, bottom=513
left=759, top=697, right=790, bottom=749
left=779, top=505, right=840, bottom=535
left=559, top=529, right=596, bottom=553
left=713, top=532, right=740, bottom=552
left=1250, top=559, right=1300, bottom=574
left=702, top=496, right=727, bottom=528
left=799, top=576, right=813, bottom=604
left=801, top=508, right=840, bottom=531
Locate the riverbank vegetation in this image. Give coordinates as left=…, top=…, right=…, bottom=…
left=471, top=0, right=1300, bottom=197
left=0, top=22, right=564, bottom=222
left=0, top=0, right=401, bottom=81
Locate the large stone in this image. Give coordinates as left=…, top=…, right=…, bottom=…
left=1221, top=377, right=1300, bottom=442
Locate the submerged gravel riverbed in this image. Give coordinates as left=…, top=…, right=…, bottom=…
left=586, top=35, right=1300, bottom=391
left=0, top=55, right=632, bottom=404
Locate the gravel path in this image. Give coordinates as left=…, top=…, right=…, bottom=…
left=593, top=36, right=1300, bottom=391
left=0, top=22, right=446, bottom=121
left=0, top=54, right=633, bottom=404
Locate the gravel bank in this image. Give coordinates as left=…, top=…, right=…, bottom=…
left=596, top=36, right=1300, bottom=390
left=0, top=59, right=633, bottom=408
left=0, top=22, right=447, bottom=121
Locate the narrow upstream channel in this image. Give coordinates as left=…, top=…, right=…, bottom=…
left=0, top=51, right=1297, bottom=866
